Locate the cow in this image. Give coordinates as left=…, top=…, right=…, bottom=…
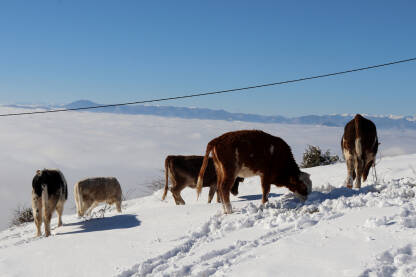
left=341, top=114, right=378, bottom=189
left=196, top=130, right=312, bottom=214
left=162, top=155, right=244, bottom=205
left=74, top=177, right=122, bottom=217
left=31, top=169, right=68, bottom=237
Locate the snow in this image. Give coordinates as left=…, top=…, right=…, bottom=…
left=0, top=107, right=416, bottom=276
left=0, top=155, right=415, bottom=276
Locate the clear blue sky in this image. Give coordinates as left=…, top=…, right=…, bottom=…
left=0, top=0, right=415, bottom=116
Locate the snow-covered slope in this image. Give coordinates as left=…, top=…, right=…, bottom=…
left=0, top=154, right=415, bottom=276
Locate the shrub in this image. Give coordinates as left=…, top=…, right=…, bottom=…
left=90, top=204, right=111, bottom=218
left=142, top=169, right=165, bottom=194
left=10, top=205, right=33, bottom=227
left=145, top=175, right=165, bottom=192
left=301, top=145, right=340, bottom=168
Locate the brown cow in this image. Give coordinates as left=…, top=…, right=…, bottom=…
left=196, top=130, right=312, bottom=214
left=342, top=114, right=378, bottom=189
left=74, top=177, right=122, bottom=217
left=162, top=155, right=244, bottom=205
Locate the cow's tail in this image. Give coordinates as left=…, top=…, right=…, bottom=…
left=41, top=184, right=48, bottom=218
left=74, top=182, right=82, bottom=216
left=354, top=114, right=363, bottom=158
left=162, top=157, right=170, bottom=201
left=57, top=170, right=68, bottom=201
left=196, top=142, right=214, bottom=199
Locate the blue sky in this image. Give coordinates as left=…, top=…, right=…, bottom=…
left=0, top=0, right=415, bottom=116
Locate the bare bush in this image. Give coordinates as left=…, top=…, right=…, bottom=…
left=301, top=145, right=340, bottom=168
left=10, top=205, right=33, bottom=227
left=143, top=169, right=165, bottom=193
left=90, top=204, right=112, bottom=218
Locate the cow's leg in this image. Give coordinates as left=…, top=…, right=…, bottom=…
left=32, top=193, right=42, bottom=237
left=80, top=200, right=91, bottom=217
left=344, top=150, right=354, bottom=188
left=261, top=176, right=271, bottom=204
left=115, top=199, right=122, bottom=213
left=44, top=198, right=58, bottom=236
left=212, top=146, right=235, bottom=214
left=171, top=186, right=185, bottom=205
left=55, top=200, right=64, bottom=227
left=43, top=206, right=52, bottom=237
left=230, top=178, right=240, bottom=196
left=363, top=154, right=375, bottom=182
left=214, top=163, right=226, bottom=210
left=208, top=185, right=216, bottom=203
left=219, top=176, right=235, bottom=214
left=170, top=176, right=186, bottom=205
left=354, top=156, right=364, bottom=189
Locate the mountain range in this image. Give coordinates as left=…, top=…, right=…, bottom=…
left=6, top=100, right=416, bottom=130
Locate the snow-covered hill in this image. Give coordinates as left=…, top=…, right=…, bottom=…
left=0, top=154, right=415, bottom=276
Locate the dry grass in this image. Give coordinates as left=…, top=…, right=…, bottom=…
left=10, top=205, right=33, bottom=227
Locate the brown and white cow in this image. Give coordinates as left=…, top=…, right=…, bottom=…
left=32, top=169, right=68, bottom=237
left=74, top=177, right=122, bottom=217
left=342, top=114, right=378, bottom=189
left=196, top=130, right=312, bottom=214
left=162, top=155, right=244, bottom=205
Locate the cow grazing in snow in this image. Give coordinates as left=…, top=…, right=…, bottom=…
left=342, top=114, right=378, bottom=189
left=196, top=130, right=312, bottom=214
left=162, top=155, right=244, bottom=205
left=32, top=169, right=68, bottom=237
left=74, top=177, right=122, bottom=217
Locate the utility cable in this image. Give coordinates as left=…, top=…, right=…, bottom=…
left=0, top=57, right=415, bottom=117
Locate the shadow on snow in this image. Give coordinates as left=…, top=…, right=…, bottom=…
left=307, top=185, right=378, bottom=203
left=60, top=214, right=141, bottom=235
left=238, top=184, right=379, bottom=211
left=236, top=193, right=282, bottom=202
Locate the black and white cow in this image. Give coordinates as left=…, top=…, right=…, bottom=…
left=32, top=169, right=68, bottom=237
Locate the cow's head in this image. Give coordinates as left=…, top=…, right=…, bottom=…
left=289, top=172, right=312, bottom=201
left=230, top=177, right=244, bottom=196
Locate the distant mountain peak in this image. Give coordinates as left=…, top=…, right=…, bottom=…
left=64, top=100, right=99, bottom=109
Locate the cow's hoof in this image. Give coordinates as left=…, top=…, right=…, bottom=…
left=223, top=203, right=233, bottom=214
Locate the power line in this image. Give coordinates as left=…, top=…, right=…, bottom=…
left=1, top=57, right=415, bottom=118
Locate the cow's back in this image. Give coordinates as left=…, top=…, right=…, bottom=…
left=342, top=114, right=378, bottom=156
left=211, top=130, right=299, bottom=179
left=169, top=155, right=217, bottom=187
left=32, top=169, right=67, bottom=199
left=78, top=177, right=121, bottom=202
